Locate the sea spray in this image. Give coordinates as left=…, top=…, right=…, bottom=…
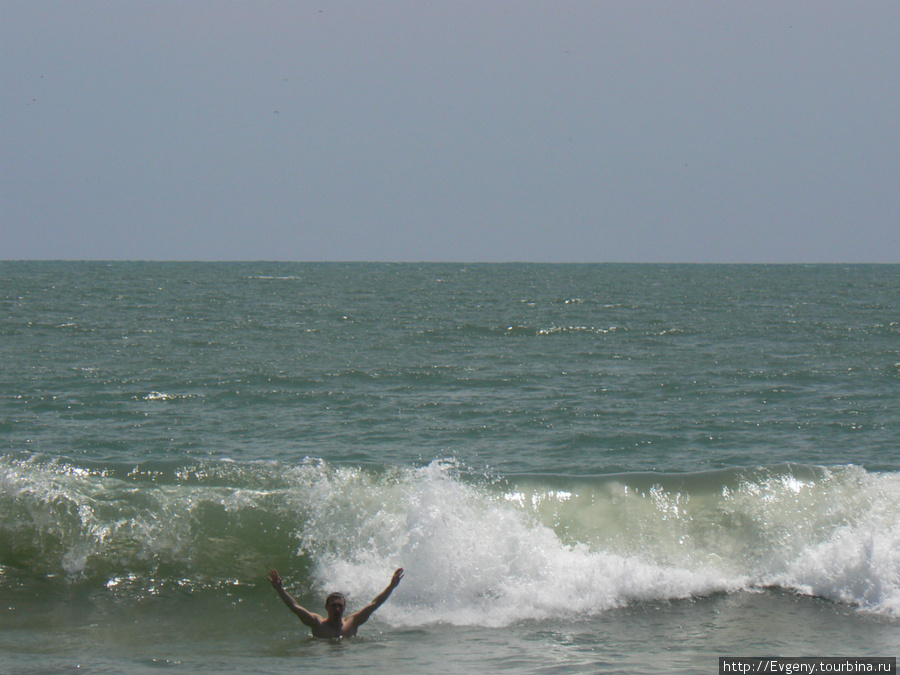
left=304, top=460, right=738, bottom=627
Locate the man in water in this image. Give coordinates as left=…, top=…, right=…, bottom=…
left=267, top=567, right=404, bottom=639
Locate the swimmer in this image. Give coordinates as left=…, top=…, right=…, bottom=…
left=268, top=567, right=404, bottom=639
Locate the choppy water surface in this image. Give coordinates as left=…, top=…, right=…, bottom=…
left=2, top=262, right=898, bottom=673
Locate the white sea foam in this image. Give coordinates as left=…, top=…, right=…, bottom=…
left=294, top=461, right=900, bottom=625
left=763, top=469, right=900, bottom=614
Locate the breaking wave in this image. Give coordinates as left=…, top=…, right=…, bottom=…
left=1, top=453, right=898, bottom=625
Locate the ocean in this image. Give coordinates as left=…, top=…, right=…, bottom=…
left=1, top=262, right=897, bottom=674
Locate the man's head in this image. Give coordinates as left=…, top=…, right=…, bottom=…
left=325, top=592, right=346, bottom=618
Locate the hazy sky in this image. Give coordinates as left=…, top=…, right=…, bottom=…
left=2, top=1, right=898, bottom=262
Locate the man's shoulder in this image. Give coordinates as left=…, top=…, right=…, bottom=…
left=340, top=620, right=360, bottom=638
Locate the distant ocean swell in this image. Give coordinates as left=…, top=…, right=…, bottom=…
left=1, top=453, right=898, bottom=625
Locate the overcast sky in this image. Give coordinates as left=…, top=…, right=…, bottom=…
left=2, top=1, right=898, bottom=262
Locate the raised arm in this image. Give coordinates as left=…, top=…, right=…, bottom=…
left=347, top=567, right=404, bottom=628
left=268, top=569, right=322, bottom=628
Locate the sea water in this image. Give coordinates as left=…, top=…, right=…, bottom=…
left=1, top=262, right=898, bottom=673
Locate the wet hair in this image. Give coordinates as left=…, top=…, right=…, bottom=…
left=325, top=592, right=346, bottom=608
